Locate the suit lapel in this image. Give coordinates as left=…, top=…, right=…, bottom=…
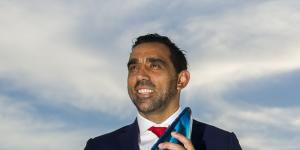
left=191, top=120, right=207, bottom=150
left=118, top=119, right=140, bottom=150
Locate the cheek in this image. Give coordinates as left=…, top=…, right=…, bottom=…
left=159, top=74, right=177, bottom=88
left=127, top=75, right=136, bottom=88
left=151, top=76, right=166, bottom=88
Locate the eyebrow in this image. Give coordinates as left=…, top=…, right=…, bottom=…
left=127, top=57, right=167, bottom=68
left=147, top=57, right=166, bottom=66
left=127, top=58, right=138, bottom=68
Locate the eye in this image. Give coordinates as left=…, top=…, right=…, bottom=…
left=128, top=64, right=138, bottom=72
left=150, top=63, right=161, bottom=70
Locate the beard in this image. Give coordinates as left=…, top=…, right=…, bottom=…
left=128, top=78, right=178, bottom=115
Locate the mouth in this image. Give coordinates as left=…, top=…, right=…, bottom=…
left=135, top=87, right=154, bottom=98
left=137, top=88, right=154, bottom=94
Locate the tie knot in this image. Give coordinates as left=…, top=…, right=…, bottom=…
left=148, top=126, right=168, bottom=137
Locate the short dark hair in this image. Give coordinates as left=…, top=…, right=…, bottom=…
left=132, top=33, right=188, bottom=73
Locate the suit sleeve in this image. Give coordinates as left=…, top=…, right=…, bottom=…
left=229, top=132, right=242, bottom=150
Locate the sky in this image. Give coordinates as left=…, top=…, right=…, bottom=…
left=0, top=0, right=300, bottom=150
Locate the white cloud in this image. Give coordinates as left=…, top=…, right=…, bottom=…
left=0, top=0, right=131, bottom=115
left=0, top=96, right=92, bottom=150
left=182, top=0, right=300, bottom=93
left=241, top=134, right=300, bottom=150
left=211, top=102, right=300, bottom=150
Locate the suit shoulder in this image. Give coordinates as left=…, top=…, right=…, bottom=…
left=90, top=124, right=131, bottom=142
left=192, top=120, right=242, bottom=150
left=193, top=119, right=232, bottom=136
left=84, top=124, right=132, bottom=150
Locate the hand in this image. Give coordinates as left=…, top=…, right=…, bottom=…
left=158, top=132, right=195, bottom=150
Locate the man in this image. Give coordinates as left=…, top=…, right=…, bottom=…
left=84, top=33, right=242, bottom=150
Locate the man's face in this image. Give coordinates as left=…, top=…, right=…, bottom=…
left=127, top=42, right=178, bottom=115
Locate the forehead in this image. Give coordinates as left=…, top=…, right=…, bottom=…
left=130, top=42, right=171, bottom=60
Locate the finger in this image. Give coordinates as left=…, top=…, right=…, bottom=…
left=158, top=142, right=185, bottom=150
left=171, top=132, right=195, bottom=150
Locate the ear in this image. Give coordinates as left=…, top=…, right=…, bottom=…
left=176, top=70, right=190, bottom=90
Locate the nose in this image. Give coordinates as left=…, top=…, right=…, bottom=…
left=136, top=66, right=150, bottom=81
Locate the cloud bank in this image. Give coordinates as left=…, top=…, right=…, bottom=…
left=0, top=0, right=299, bottom=150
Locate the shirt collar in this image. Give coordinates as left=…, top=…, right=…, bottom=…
left=137, top=107, right=182, bottom=134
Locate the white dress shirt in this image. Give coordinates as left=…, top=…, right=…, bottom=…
left=137, top=107, right=182, bottom=150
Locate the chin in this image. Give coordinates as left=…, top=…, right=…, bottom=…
left=137, top=104, right=156, bottom=114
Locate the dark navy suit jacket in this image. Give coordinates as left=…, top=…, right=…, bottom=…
left=84, top=119, right=242, bottom=150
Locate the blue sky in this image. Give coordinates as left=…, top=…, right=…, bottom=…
left=0, top=0, right=300, bottom=150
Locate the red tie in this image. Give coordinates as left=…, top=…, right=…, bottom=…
left=148, top=126, right=168, bottom=137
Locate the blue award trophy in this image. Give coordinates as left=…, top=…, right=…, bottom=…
left=151, top=107, right=192, bottom=150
